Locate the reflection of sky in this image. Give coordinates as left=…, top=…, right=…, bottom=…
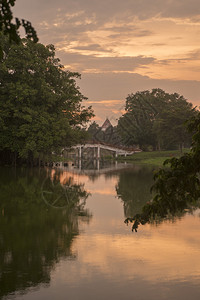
left=72, top=215, right=200, bottom=284
left=16, top=168, right=200, bottom=299
left=75, top=171, right=200, bottom=285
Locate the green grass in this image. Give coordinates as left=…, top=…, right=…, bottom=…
left=117, top=149, right=190, bottom=166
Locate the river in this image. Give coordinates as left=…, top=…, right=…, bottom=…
left=1, top=163, right=200, bottom=299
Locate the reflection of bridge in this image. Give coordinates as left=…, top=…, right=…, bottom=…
left=52, top=161, right=136, bottom=174
left=66, top=162, right=136, bottom=175
left=63, top=142, right=141, bottom=159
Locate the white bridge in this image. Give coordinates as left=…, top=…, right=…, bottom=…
left=63, top=142, right=141, bottom=159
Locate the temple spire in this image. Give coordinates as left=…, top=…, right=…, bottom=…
left=101, top=118, right=112, bottom=132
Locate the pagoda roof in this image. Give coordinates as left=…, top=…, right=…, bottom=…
left=101, top=118, right=112, bottom=131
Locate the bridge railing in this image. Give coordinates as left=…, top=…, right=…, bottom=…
left=81, top=140, right=141, bottom=152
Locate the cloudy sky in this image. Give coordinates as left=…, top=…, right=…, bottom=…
left=13, top=0, right=200, bottom=124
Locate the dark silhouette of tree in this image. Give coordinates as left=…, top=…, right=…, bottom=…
left=0, top=0, right=38, bottom=58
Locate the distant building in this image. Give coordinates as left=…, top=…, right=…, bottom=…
left=101, top=118, right=113, bottom=132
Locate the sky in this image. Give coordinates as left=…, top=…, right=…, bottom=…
left=13, top=0, right=200, bottom=125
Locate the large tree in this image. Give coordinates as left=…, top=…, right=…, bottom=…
left=0, top=35, right=93, bottom=165
left=117, top=89, right=197, bottom=150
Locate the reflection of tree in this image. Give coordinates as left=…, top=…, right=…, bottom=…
left=0, top=168, right=91, bottom=299
left=42, top=172, right=88, bottom=210
left=116, top=166, right=200, bottom=232
left=116, top=166, right=154, bottom=217
left=118, top=166, right=200, bottom=232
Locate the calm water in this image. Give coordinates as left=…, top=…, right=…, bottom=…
left=1, top=164, right=200, bottom=300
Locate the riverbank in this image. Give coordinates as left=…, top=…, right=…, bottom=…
left=117, top=149, right=190, bottom=166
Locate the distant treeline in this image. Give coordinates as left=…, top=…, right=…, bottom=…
left=87, top=89, right=198, bottom=151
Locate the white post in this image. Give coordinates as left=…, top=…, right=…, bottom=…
left=79, top=146, right=82, bottom=159
left=79, top=158, right=82, bottom=169
left=94, top=146, right=96, bottom=158
left=97, top=146, right=100, bottom=159
left=76, top=147, right=79, bottom=158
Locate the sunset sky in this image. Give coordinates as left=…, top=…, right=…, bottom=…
left=13, top=0, right=200, bottom=124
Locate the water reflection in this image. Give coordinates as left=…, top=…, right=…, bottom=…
left=115, top=165, right=200, bottom=232
left=41, top=170, right=88, bottom=210
left=0, top=168, right=91, bottom=299
left=1, top=165, right=200, bottom=300
left=112, top=163, right=200, bottom=232
left=50, top=165, right=200, bottom=300
left=115, top=165, right=154, bottom=216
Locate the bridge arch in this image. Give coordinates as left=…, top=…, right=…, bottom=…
left=62, top=142, right=141, bottom=159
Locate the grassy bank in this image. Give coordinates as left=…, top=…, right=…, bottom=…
left=117, top=149, right=190, bottom=166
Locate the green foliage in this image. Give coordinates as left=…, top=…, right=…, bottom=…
left=153, top=93, right=195, bottom=151
left=125, top=112, right=200, bottom=232
left=0, top=0, right=38, bottom=58
left=0, top=36, right=94, bottom=164
left=87, top=121, right=101, bottom=139
left=87, top=121, right=121, bottom=145
left=117, top=89, right=197, bottom=150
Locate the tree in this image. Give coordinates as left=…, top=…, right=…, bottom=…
left=0, top=0, right=38, bottom=58
left=87, top=121, right=101, bottom=141
left=0, top=35, right=94, bottom=165
left=117, top=90, right=158, bottom=149
left=153, top=93, right=195, bottom=151
left=117, top=89, right=197, bottom=150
